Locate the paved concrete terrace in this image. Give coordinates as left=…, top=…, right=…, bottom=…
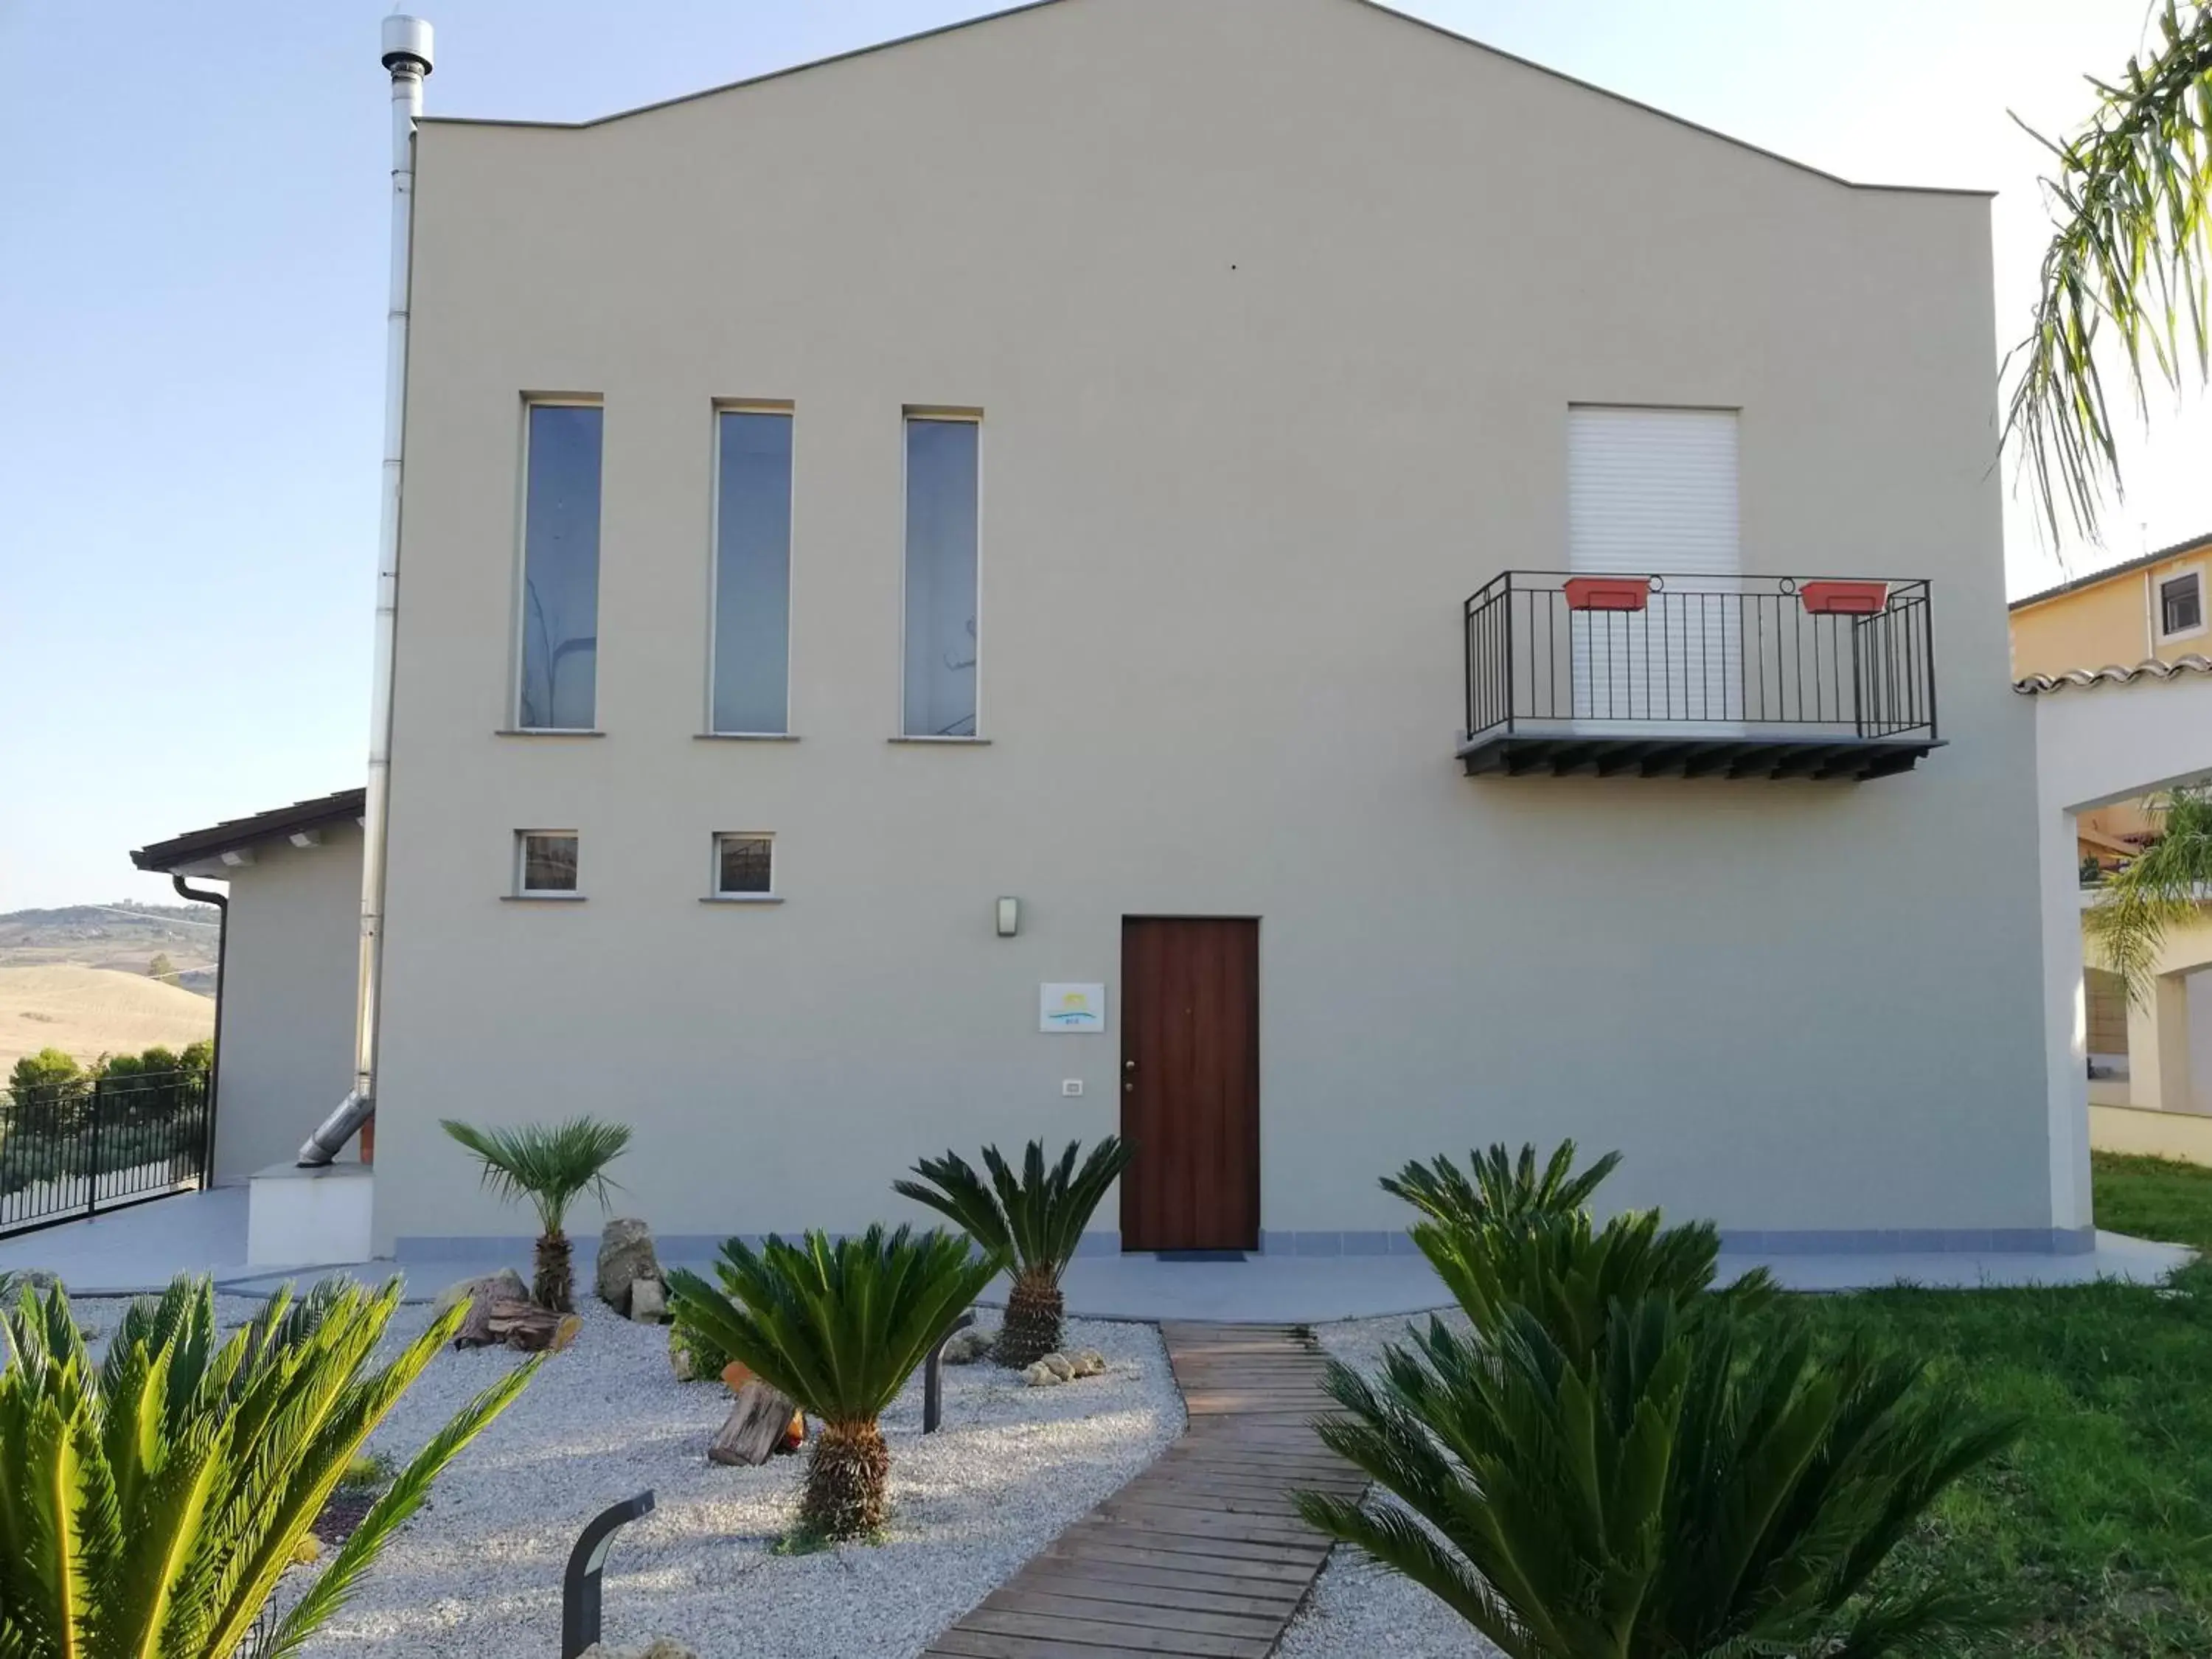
left=0, top=1187, right=2194, bottom=1310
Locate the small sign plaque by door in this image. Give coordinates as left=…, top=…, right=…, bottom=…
left=1040, top=983, right=1107, bottom=1032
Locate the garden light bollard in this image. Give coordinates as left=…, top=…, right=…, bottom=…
left=560, top=1489, right=655, bottom=1659
left=924, top=1310, right=976, bottom=1435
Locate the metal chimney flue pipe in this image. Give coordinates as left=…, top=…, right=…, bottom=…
left=301, top=15, right=434, bottom=1167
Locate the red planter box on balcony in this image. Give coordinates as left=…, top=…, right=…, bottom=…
left=1800, top=580, right=1888, bottom=615
left=1563, top=576, right=1649, bottom=612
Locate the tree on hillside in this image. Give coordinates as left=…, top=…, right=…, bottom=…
left=2006, top=1, right=2212, bottom=542
left=147, top=950, right=178, bottom=984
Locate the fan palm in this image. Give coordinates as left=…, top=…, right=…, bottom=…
left=0, top=1275, right=535, bottom=1659
left=894, top=1136, right=1133, bottom=1366
left=2087, top=787, right=2212, bottom=1006
left=2006, top=1, right=2212, bottom=543
left=667, top=1225, right=1000, bottom=1540
left=1296, top=1297, right=2019, bottom=1659
left=1381, top=1141, right=1621, bottom=1232
left=440, top=1116, right=631, bottom=1310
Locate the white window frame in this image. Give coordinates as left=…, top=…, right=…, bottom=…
left=897, top=407, right=985, bottom=742
left=707, top=831, right=779, bottom=904
left=512, top=830, right=581, bottom=899
left=2156, top=563, right=2206, bottom=644
left=704, top=400, right=798, bottom=738
left=512, top=395, right=606, bottom=734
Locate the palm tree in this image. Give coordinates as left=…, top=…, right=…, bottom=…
left=0, top=1275, right=535, bottom=1659
left=2087, top=787, right=2212, bottom=1004
left=667, top=1226, right=1000, bottom=1541
left=1295, top=1298, right=2018, bottom=1659
left=1381, top=1140, right=1622, bottom=1232
left=894, top=1136, right=1134, bottom=1366
left=2006, top=1, right=2212, bottom=543
left=440, top=1116, right=631, bottom=1311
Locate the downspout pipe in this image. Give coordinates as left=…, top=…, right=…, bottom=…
left=301, top=15, right=434, bottom=1166
left=171, top=874, right=228, bottom=1175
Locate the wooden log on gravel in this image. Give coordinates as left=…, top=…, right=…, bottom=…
left=710, top=1380, right=804, bottom=1466
left=453, top=1295, right=580, bottom=1353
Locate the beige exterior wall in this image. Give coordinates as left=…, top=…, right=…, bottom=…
left=371, top=0, right=2056, bottom=1251
left=2011, top=548, right=2212, bottom=680
left=2084, top=903, right=2212, bottom=1116
left=2093, top=1101, right=2212, bottom=1166
left=214, top=826, right=364, bottom=1182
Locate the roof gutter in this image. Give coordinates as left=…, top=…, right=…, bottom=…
left=171, top=874, right=228, bottom=1175
left=299, top=15, right=433, bottom=1167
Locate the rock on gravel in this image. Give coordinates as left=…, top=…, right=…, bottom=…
left=1277, top=1307, right=1501, bottom=1659
left=66, top=1291, right=1180, bottom=1659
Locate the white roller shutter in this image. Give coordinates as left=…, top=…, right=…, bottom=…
left=1568, top=406, right=1742, bottom=723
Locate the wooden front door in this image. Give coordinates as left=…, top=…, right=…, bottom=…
left=1120, top=917, right=1260, bottom=1251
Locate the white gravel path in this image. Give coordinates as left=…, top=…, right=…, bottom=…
left=1276, top=1307, right=1501, bottom=1659
left=72, top=1290, right=1180, bottom=1659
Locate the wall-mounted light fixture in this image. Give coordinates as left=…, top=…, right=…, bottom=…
left=995, top=897, right=1020, bottom=937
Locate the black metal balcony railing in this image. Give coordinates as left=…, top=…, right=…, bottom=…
left=0, top=1070, right=212, bottom=1237
left=1460, top=571, right=1941, bottom=780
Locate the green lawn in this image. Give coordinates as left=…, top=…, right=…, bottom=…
left=1790, top=1152, right=2212, bottom=1656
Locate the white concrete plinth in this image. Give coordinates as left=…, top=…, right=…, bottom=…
left=247, top=1162, right=374, bottom=1269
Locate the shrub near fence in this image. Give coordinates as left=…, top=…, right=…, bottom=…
left=0, top=1068, right=212, bottom=1234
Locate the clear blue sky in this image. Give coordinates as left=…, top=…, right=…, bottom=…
left=2, top=0, right=2205, bottom=911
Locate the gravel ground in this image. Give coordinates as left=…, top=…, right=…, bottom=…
left=72, top=1290, right=1180, bottom=1659
left=1277, top=1307, right=1501, bottom=1659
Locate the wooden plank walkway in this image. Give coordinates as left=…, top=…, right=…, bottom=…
left=924, top=1322, right=1363, bottom=1659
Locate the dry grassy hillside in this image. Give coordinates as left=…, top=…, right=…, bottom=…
left=0, top=965, right=215, bottom=1074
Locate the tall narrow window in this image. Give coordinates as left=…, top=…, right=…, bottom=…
left=518, top=403, right=603, bottom=731
left=2160, top=571, right=2202, bottom=639
left=712, top=409, right=794, bottom=734
left=902, top=415, right=980, bottom=737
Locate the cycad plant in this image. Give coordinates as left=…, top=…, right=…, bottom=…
left=667, top=1225, right=1000, bottom=1540
left=0, top=1276, right=535, bottom=1659
left=1382, top=1141, right=1621, bottom=1232
left=2087, top=787, right=2212, bottom=1006
left=440, top=1116, right=631, bottom=1311
left=1297, top=1297, right=2019, bottom=1659
left=894, top=1137, right=1134, bottom=1366
left=1388, top=1141, right=1772, bottom=1359
left=1416, top=1203, right=1773, bottom=1362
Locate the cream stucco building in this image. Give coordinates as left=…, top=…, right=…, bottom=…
left=2010, top=531, right=2212, bottom=1149
left=137, top=0, right=2086, bottom=1260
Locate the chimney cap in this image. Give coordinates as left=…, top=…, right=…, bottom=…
left=381, top=15, right=434, bottom=74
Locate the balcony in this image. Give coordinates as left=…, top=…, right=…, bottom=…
left=1459, top=571, right=1941, bottom=780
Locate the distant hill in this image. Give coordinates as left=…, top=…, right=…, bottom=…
left=0, top=904, right=220, bottom=996
left=0, top=965, right=216, bottom=1075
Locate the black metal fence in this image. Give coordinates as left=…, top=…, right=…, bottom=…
left=0, top=1070, right=212, bottom=1237
left=1464, top=571, right=1937, bottom=742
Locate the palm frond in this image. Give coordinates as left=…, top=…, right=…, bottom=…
left=1382, top=1141, right=1622, bottom=1231
left=668, top=1225, right=998, bottom=1425
left=439, top=1116, right=632, bottom=1236
left=895, top=1137, right=1130, bottom=1281
left=2087, top=787, right=2212, bottom=1005
left=1300, top=1292, right=2014, bottom=1659
left=0, top=1276, right=536, bottom=1659
left=2003, top=0, right=2212, bottom=545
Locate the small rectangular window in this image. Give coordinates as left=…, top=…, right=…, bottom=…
left=2160, top=572, right=2202, bottom=638
left=515, top=831, right=579, bottom=895
left=518, top=403, right=604, bottom=731
left=714, top=833, right=774, bottom=896
left=902, top=415, right=980, bottom=737
left=712, top=409, right=794, bottom=734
